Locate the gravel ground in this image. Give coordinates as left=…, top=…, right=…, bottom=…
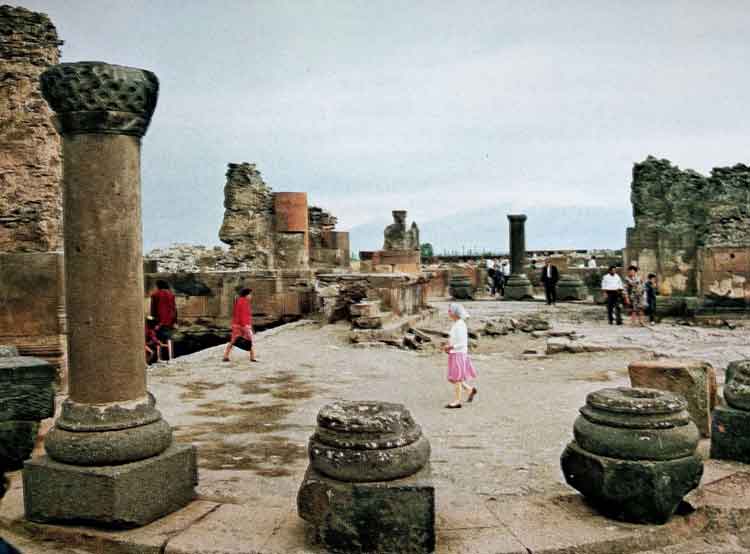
left=146, top=300, right=750, bottom=507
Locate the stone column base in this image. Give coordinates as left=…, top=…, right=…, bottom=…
left=557, top=275, right=588, bottom=301
left=297, top=466, right=435, bottom=554
left=23, top=443, right=197, bottom=528
left=711, top=405, right=750, bottom=462
left=504, top=275, right=534, bottom=300
left=561, top=441, right=702, bottom=524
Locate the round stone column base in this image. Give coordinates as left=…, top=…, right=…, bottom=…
left=45, top=418, right=173, bottom=465
left=298, top=466, right=435, bottom=554
left=449, top=275, right=474, bottom=300
left=23, top=443, right=197, bottom=529
left=711, top=405, right=750, bottom=463
left=557, top=275, right=588, bottom=301
left=310, top=434, right=430, bottom=482
left=504, top=274, right=534, bottom=300
left=561, top=441, right=703, bottom=524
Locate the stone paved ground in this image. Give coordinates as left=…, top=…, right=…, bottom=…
left=5, top=299, right=750, bottom=553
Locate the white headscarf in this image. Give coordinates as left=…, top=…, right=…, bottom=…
left=448, top=303, right=469, bottom=320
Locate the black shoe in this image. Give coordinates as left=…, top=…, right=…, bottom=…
left=445, top=403, right=462, bottom=409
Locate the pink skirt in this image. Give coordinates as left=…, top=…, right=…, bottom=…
left=447, top=352, right=478, bottom=383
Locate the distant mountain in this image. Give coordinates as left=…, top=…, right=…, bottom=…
left=348, top=204, right=633, bottom=256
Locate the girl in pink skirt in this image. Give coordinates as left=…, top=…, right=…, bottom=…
left=442, top=303, right=478, bottom=409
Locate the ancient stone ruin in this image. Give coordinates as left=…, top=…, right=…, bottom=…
left=297, top=400, right=434, bottom=553
left=626, top=156, right=750, bottom=307
left=24, top=60, right=196, bottom=527
left=359, top=210, right=422, bottom=272
left=712, top=359, right=750, bottom=463
left=0, top=5, right=66, bottom=381
left=561, top=387, right=703, bottom=524
left=0, top=5, right=62, bottom=253
left=384, top=209, right=419, bottom=251
left=504, top=214, right=534, bottom=300
left=218, top=162, right=349, bottom=271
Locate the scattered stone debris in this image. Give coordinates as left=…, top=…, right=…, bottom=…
left=546, top=337, right=611, bottom=355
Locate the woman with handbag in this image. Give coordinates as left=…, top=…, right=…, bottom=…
left=222, top=288, right=258, bottom=362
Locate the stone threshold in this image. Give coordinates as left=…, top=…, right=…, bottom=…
left=3, top=460, right=750, bottom=554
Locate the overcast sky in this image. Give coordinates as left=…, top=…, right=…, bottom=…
left=18, top=1, right=750, bottom=251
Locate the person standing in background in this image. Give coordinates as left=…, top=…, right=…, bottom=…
left=645, top=273, right=658, bottom=325
left=223, top=288, right=257, bottom=362
left=624, top=266, right=645, bottom=326
left=540, top=258, right=560, bottom=306
left=442, top=303, right=478, bottom=409
left=601, top=265, right=624, bottom=325
left=150, top=280, right=177, bottom=359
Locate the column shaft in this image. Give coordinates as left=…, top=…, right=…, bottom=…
left=63, top=135, right=146, bottom=404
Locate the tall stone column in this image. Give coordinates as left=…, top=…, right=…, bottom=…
left=504, top=214, right=534, bottom=300
left=23, top=62, right=196, bottom=528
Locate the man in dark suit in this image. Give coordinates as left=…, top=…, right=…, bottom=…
left=540, top=258, right=560, bottom=305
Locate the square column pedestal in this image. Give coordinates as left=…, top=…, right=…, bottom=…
left=24, top=443, right=197, bottom=528
left=711, top=405, right=750, bottom=463
left=298, top=466, right=435, bottom=554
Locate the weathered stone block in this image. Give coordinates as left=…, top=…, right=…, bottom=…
left=710, top=405, right=750, bottom=463
left=0, top=356, right=56, bottom=421
left=23, top=443, right=197, bottom=528
left=298, top=466, right=435, bottom=554
left=628, top=359, right=717, bottom=437
left=561, top=441, right=703, bottom=524
left=0, top=420, right=39, bottom=471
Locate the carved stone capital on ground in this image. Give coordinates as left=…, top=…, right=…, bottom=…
left=40, top=61, right=159, bottom=136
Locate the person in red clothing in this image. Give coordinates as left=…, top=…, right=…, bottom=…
left=222, top=288, right=257, bottom=362
left=150, top=280, right=177, bottom=359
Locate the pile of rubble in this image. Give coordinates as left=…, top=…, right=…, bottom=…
left=349, top=313, right=556, bottom=351
left=472, top=314, right=551, bottom=337
left=145, top=244, right=242, bottom=273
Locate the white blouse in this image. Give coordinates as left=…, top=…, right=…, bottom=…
left=449, top=319, right=469, bottom=354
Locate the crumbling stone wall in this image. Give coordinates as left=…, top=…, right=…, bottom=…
left=626, top=156, right=750, bottom=301
left=219, top=162, right=347, bottom=270
left=219, top=163, right=275, bottom=269
left=0, top=5, right=62, bottom=252
left=0, top=7, right=66, bottom=382
left=309, top=206, right=350, bottom=269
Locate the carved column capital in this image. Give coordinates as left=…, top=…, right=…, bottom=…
left=40, top=61, right=158, bottom=137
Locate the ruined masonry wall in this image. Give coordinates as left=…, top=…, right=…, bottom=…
left=0, top=5, right=63, bottom=252
left=626, top=156, right=750, bottom=300
left=218, top=163, right=275, bottom=269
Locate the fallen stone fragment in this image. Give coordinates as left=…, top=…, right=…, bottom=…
left=546, top=338, right=610, bottom=355
left=628, top=359, right=717, bottom=438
